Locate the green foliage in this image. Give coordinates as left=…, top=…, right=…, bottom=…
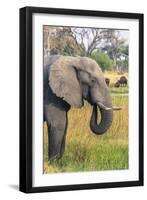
left=119, top=46, right=128, bottom=56
left=116, top=58, right=128, bottom=67
left=91, top=51, right=113, bottom=71
left=62, top=45, right=81, bottom=56
left=44, top=27, right=81, bottom=56
left=49, top=39, right=81, bottom=56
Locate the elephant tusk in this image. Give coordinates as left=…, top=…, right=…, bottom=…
left=97, top=102, right=122, bottom=111
left=97, top=102, right=112, bottom=111
left=113, top=106, right=122, bottom=110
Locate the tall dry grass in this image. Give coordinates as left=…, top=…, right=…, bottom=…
left=43, top=96, right=128, bottom=173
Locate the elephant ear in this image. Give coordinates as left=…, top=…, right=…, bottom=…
left=49, top=57, right=83, bottom=108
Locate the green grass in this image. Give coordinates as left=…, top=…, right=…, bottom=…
left=44, top=142, right=128, bottom=173
left=43, top=96, right=128, bottom=173
left=109, top=86, right=128, bottom=94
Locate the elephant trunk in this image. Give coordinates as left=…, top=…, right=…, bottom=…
left=90, top=104, right=113, bottom=135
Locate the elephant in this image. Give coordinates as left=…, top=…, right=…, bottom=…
left=119, top=76, right=127, bottom=87
left=105, top=78, right=110, bottom=86
left=44, top=55, right=114, bottom=161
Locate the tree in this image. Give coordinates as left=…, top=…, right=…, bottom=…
left=91, top=51, right=113, bottom=71
left=43, top=27, right=129, bottom=72
left=102, top=30, right=128, bottom=65
left=43, top=26, right=81, bottom=56
left=71, top=28, right=110, bottom=56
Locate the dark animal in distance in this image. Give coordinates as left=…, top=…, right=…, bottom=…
left=105, top=78, right=110, bottom=86
left=114, top=80, right=120, bottom=88
left=114, top=76, right=127, bottom=88
left=119, top=76, right=127, bottom=87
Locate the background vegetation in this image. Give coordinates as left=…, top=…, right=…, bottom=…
left=91, top=51, right=113, bottom=71
left=44, top=26, right=129, bottom=73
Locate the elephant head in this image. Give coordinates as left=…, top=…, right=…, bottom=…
left=49, top=56, right=113, bottom=135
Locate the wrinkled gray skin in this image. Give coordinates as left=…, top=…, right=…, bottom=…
left=44, top=55, right=113, bottom=161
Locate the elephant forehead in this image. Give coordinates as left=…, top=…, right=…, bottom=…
left=50, top=56, right=79, bottom=69
left=80, top=57, right=102, bottom=73
left=50, top=56, right=103, bottom=77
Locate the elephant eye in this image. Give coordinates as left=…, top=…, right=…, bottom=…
left=91, top=78, right=96, bottom=83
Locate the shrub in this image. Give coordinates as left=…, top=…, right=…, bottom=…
left=91, top=51, right=113, bottom=71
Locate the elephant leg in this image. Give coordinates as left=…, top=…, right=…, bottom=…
left=60, top=113, right=68, bottom=157
left=44, top=104, right=68, bottom=161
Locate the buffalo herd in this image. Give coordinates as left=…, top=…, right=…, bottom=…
left=105, top=76, right=128, bottom=87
